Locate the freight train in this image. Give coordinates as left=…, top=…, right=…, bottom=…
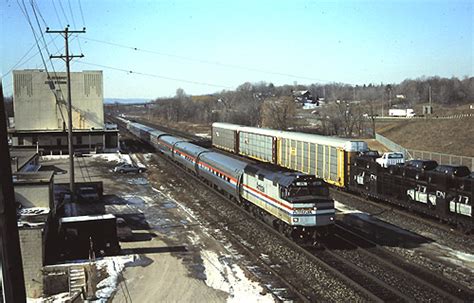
left=211, top=123, right=474, bottom=230
left=122, top=119, right=336, bottom=239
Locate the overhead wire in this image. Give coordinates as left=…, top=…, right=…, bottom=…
left=51, top=0, right=63, bottom=26
left=57, top=0, right=70, bottom=25
left=80, top=36, right=332, bottom=83
left=77, top=0, right=86, bottom=26
left=67, top=0, right=77, bottom=28
left=76, top=61, right=233, bottom=89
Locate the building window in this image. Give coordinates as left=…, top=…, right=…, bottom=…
left=76, top=136, right=82, bottom=144
left=18, top=137, right=24, bottom=145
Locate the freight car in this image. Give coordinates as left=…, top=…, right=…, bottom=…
left=125, top=120, right=335, bottom=239
left=350, top=157, right=473, bottom=229
left=211, top=123, right=473, bottom=230
left=212, top=122, right=368, bottom=187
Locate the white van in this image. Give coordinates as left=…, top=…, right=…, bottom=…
left=376, top=152, right=405, bottom=168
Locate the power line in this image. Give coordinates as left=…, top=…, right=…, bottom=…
left=17, top=0, right=50, bottom=78
left=76, top=60, right=233, bottom=89
left=67, top=0, right=77, bottom=28
left=51, top=0, right=63, bottom=26
left=80, top=36, right=332, bottom=83
left=29, top=0, right=68, bottom=104
left=77, top=0, right=86, bottom=26
left=57, top=0, right=70, bottom=25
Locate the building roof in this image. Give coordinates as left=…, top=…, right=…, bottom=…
left=10, top=149, right=39, bottom=172
left=13, top=171, right=54, bottom=185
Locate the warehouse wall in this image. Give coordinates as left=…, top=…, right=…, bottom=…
left=13, top=70, right=104, bottom=131
left=15, top=184, right=52, bottom=208
left=19, top=228, right=44, bottom=298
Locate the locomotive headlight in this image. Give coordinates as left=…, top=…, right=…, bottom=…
left=330, top=217, right=334, bottom=221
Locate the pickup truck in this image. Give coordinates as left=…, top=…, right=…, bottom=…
left=375, top=152, right=405, bottom=168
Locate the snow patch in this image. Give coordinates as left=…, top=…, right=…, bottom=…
left=121, top=195, right=148, bottom=205
left=28, top=292, right=70, bottom=303
left=41, top=155, right=70, bottom=160
left=201, top=250, right=274, bottom=303
left=130, top=154, right=146, bottom=168
left=302, top=103, right=319, bottom=109
left=195, top=133, right=211, bottom=138
left=91, top=152, right=123, bottom=163
left=335, top=200, right=363, bottom=214
left=422, top=243, right=474, bottom=273
left=95, top=255, right=139, bottom=301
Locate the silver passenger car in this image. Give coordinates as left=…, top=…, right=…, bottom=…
left=173, top=142, right=209, bottom=172
left=197, top=151, right=247, bottom=199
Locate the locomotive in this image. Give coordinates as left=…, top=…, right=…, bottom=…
left=123, top=119, right=336, bottom=239
left=211, top=123, right=474, bottom=230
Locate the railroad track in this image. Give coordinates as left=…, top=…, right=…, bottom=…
left=117, top=117, right=474, bottom=301
left=331, top=223, right=474, bottom=301
left=331, top=189, right=471, bottom=236
left=124, top=132, right=400, bottom=301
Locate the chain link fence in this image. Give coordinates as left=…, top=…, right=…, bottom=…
left=408, top=149, right=474, bottom=171
left=375, top=133, right=474, bottom=170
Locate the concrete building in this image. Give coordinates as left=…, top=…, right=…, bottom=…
left=10, top=69, right=118, bottom=153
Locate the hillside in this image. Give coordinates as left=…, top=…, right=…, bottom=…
left=376, top=117, right=474, bottom=157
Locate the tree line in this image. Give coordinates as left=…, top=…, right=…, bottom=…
left=145, top=76, right=472, bottom=134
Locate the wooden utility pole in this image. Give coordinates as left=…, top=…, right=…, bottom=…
left=46, top=26, right=85, bottom=201
left=0, top=82, right=26, bottom=302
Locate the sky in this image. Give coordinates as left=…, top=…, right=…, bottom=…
left=1, top=0, right=473, bottom=99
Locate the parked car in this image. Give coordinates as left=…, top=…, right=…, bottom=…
left=113, top=163, right=146, bottom=173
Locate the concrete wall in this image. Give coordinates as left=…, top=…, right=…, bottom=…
left=13, top=70, right=104, bottom=131
left=19, top=228, right=44, bottom=298
left=15, top=184, right=52, bottom=208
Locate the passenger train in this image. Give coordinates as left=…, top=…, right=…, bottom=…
left=211, top=123, right=474, bottom=230
left=120, top=118, right=336, bottom=239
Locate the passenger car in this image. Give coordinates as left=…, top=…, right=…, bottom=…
left=113, top=163, right=146, bottom=173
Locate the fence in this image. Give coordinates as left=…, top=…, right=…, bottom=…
left=408, top=149, right=474, bottom=171
left=374, top=133, right=409, bottom=157
left=375, top=133, right=474, bottom=171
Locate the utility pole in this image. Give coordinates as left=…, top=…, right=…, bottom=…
left=47, top=26, right=85, bottom=201
left=0, top=82, right=27, bottom=302
left=429, top=85, right=432, bottom=107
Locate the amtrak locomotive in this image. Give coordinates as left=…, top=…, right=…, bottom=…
left=121, top=118, right=335, bottom=239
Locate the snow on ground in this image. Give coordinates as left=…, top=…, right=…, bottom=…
left=420, top=243, right=474, bottom=273
left=130, top=154, right=146, bottom=168
left=334, top=200, right=363, bottom=214
left=28, top=292, right=70, bottom=303
left=91, top=152, right=122, bottom=163
left=195, top=133, right=211, bottom=138
left=41, top=155, right=70, bottom=160
left=302, top=103, right=319, bottom=109
left=201, top=250, right=274, bottom=303
left=95, top=255, right=140, bottom=301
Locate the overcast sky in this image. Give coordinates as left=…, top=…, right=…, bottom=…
left=1, top=0, right=473, bottom=99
